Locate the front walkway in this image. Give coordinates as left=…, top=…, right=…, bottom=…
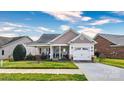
left=75, top=63, right=124, bottom=81
left=0, top=69, right=82, bottom=74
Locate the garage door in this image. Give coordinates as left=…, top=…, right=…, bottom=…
left=73, top=47, right=91, bottom=60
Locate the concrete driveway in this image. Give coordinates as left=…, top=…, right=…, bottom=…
left=75, top=63, right=124, bottom=81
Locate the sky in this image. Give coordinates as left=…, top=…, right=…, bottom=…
left=0, top=11, right=124, bottom=41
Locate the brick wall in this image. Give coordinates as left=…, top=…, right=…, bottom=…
left=95, top=35, right=124, bottom=59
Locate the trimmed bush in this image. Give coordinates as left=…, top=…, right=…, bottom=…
left=25, top=53, right=35, bottom=60
left=13, top=44, right=26, bottom=61
left=95, top=52, right=100, bottom=57
left=41, top=53, right=47, bottom=59
left=98, top=53, right=106, bottom=62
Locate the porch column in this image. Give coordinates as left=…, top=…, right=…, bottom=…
left=50, top=45, right=53, bottom=59
left=59, top=46, right=61, bottom=59
left=35, top=46, right=37, bottom=55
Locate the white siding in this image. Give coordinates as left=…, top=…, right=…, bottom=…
left=0, top=37, right=38, bottom=59
left=25, top=45, right=39, bottom=56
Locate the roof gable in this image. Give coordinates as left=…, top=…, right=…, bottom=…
left=50, top=29, right=79, bottom=44
left=69, top=33, right=96, bottom=44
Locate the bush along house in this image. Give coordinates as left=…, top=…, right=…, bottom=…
left=94, top=33, right=124, bottom=59
left=28, top=29, right=96, bottom=61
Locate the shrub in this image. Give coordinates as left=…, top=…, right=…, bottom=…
left=8, top=55, right=14, bottom=62
left=98, top=53, right=106, bottom=62
left=95, top=52, right=100, bottom=57
left=13, top=44, right=26, bottom=61
left=25, top=53, right=35, bottom=60
left=35, top=55, right=41, bottom=63
left=41, top=53, right=47, bottom=59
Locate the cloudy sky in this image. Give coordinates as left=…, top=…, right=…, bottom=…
left=0, top=11, right=124, bottom=41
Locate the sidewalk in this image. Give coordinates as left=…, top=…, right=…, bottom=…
left=0, top=69, right=83, bottom=74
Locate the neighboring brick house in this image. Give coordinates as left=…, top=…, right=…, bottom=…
left=94, top=33, right=124, bottom=59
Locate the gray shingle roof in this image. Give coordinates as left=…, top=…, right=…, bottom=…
left=0, top=37, right=12, bottom=46
left=0, top=36, right=32, bottom=47
left=99, top=33, right=124, bottom=45
left=36, top=34, right=60, bottom=43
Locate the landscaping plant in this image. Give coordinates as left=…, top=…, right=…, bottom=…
left=13, top=44, right=26, bottom=61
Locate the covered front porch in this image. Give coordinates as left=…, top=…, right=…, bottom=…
left=36, top=44, right=69, bottom=60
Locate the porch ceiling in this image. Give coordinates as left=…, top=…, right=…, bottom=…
left=28, top=43, right=50, bottom=47
left=28, top=43, right=68, bottom=47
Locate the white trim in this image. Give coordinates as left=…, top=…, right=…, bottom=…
left=110, top=45, right=124, bottom=47
left=51, top=44, right=68, bottom=46
left=28, top=43, right=68, bottom=47
left=50, top=45, right=53, bottom=59
left=28, top=44, right=50, bottom=47
left=70, top=43, right=94, bottom=45
left=49, top=29, right=79, bottom=43
left=59, top=46, right=61, bottom=59
left=81, top=33, right=97, bottom=44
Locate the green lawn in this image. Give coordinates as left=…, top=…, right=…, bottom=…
left=96, top=58, right=124, bottom=68
left=0, top=73, right=87, bottom=81
left=0, top=61, right=78, bottom=69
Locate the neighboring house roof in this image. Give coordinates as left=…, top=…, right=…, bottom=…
left=96, top=33, right=124, bottom=46
left=0, top=37, right=12, bottom=46
left=0, top=36, right=32, bottom=48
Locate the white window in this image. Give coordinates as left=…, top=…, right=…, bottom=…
left=2, top=50, right=4, bottom=55
left=75, top=48, right=81, bottom=50
left=39, top=48, right=41, bottom=54
left=82, top=48, right=88, bottom=50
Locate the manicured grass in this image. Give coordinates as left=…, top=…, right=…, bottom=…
left=0, top=61, right=78, bottom=69
left=96, top=58, right=124, bottom=68
left=0, top=73, right=87, bottom=81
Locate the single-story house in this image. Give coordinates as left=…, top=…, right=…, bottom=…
left=94, top=33, right=124, bottom=58
left=28, top=29, right=96, bottom=61
left=0, top=36, right=38, bottom=59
